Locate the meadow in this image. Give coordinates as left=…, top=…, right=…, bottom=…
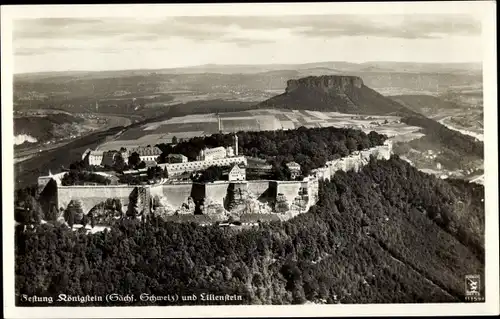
left=97, top=109, right=422, bottom=151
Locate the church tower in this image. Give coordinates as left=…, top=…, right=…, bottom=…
left=217, top=114, right=222, bottom=133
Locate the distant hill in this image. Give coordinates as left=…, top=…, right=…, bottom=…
left=16, top=61, right=482, bottom=78
left=14, top=113, right=84, bottom=145
left=256, top=74, right=483, bottom=173
left=257, top=75, right=419, bottom=116
left=176, top=61, right=482, bottom=75
left=389, top=95, right=463, bottom=114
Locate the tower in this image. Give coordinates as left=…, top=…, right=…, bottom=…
left=218, top=114, right=222, bottom=133
left=233, top=133, right=238, bottom=156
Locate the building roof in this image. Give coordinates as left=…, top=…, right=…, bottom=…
left=286, top=161, right=301, bottom=170
left=130, top=146, right=162, bottom=156
left=167, top=153, right=187, bottom=158
left=230, top=164, right=246, bottom=174
left=204, top=146, right=226, bottom=155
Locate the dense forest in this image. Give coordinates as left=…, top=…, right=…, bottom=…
left=157, top=126, right=387, bottom=177
left=401, top=116, right=484, bottom=169
left=15, top=156, right=484, bottom=306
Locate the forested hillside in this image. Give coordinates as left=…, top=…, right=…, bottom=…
left=15, top=156, right=484, bottom=306
left=401, top=116, right=484, bottom=169
left=14, top=113, right=84, bottom=144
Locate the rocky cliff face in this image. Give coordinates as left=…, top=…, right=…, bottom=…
left=285, top=75, right=364, bottom=94
left=258, top=74, right=415, bottom=116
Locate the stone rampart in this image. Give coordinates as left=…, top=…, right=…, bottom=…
left=247, top=180, right=272, bottom=201
left=205, top=182, right=230, bottom=206
left=57, top=185, right=137, bottom=214
left=155, top=183, right=194, bottom=210
left=275, top=181, right=303, bottom=205
left=53, top=141, right=393, bottom=222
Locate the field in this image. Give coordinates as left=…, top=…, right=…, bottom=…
left=97, top=109, right=423, bottom=151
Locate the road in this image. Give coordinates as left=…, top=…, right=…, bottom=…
left=436, top=114, right=484, bottom=185
left=437, top=116, right=484, bottom=142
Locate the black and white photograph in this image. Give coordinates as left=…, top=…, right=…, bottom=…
left=2, top=2, right=498, bottom=318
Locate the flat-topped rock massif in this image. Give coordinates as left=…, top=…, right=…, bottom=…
left=285, top=75, right=364, bottom=94
left=258, top=75, right=418, bottom=116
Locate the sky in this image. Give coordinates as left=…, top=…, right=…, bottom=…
left=12, top=14, right=483, bottom=74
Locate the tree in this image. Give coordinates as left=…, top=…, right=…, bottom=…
left=113, top=153, right=127, bottom=172
left=127, top=188, right=140, bottom=218
left=89, top=212, right=95, bottom=228
left=113, top=198, right=123, bottom=214
left=128, top=152, right=141, bottom=168
left=45, top=204, right=59, bottom=221
left=172, top=136, right=178, bottom=144
left=81, top=215, right=88, bottom=228
left=137, top=161, right=146, bottom=169
left=19, top=195, right=42, bottom=225
left=64, top=200, right=84, bottom=228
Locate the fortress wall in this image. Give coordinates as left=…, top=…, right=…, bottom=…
left=159, top=184, right=194, bottom=209
left=54, top=143, right=393, bottom=221
left=231, top=182, right=248, bottom=194
left=276, top=181, right=302, bottom=204
left=150, top=184, right=164, bottom=198
left=376, top=145, right=391, bottom=160
left=38, top=177, right=52, bottom=194
left=205, top=182, right=230, bottom=206
left=57, top=185, right=137, bottom=214
left=345, top=154, right=362, bottom=172
left=247, top=180, right=272, bottom=200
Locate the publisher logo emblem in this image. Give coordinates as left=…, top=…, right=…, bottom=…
left=465, top=275, right=480, bottom=296
left=465, top=275, right=484, bottom=301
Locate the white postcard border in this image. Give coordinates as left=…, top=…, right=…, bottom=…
left=2, top=2, right=498, bottom=318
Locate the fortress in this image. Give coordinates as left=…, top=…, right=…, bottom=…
left=39, top=141, right=392, bottom=224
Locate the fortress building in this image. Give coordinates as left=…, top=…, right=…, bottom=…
left=218, top=114, right=222, bottom=133
left=233, top=133, right=239, bottom=156
left=229, top=164, right=246, bottom=181
left=82, top=149, right=104, bottom=166
left=166, top=153, right=188, bottom=164
left=159, top=156, right=247, bottom=178
left=128, top=146, right=162, bottom=162
left=39, top=139, right=394, bottom=225
left=198, top=146, right=227, bottom=161
left=197, top=132, right=239, bottom=161
left=286, top=162, right=301, bottom=179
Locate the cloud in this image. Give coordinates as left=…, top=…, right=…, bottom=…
left=14, top=17, right=229, bottom=41
left=221, top=38, right=275, bottom=48
left=13, top=14, right=481, bottom=58
left=14, top=15, right=481, bottom=42
left=14, top=46, right=86, bottom=56
left=169, top=14, right=482, bottom=39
